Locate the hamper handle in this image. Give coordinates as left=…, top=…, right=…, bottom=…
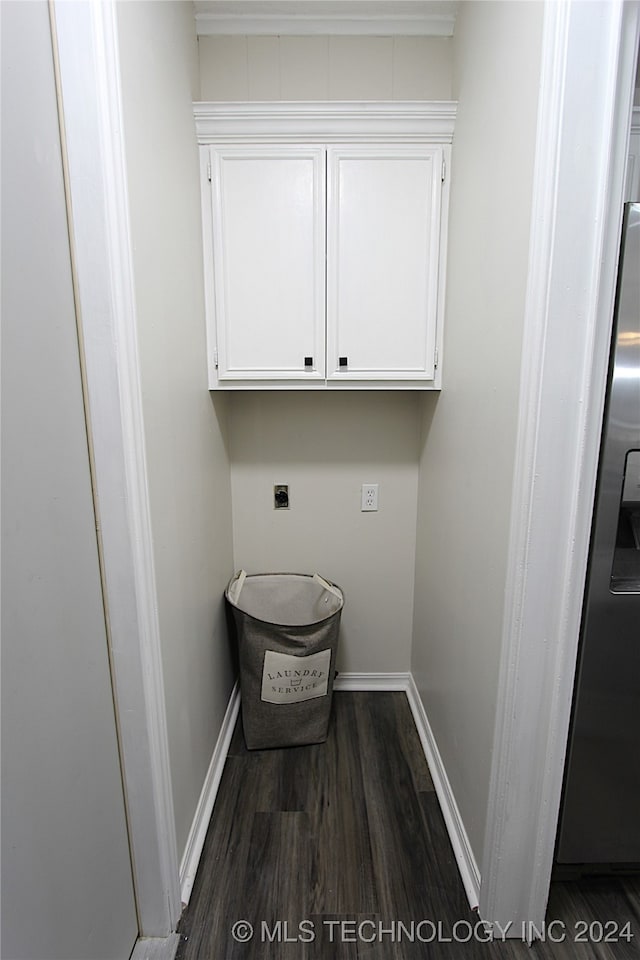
left=313, top=573, right=342, bottom=600
left=227, top=569, right=247, bottom=605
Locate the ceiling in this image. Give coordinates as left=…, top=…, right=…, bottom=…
left=193, top=1, right=459, bottom=36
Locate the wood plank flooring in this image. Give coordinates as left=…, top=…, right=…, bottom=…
left=176, top=692, right=640, bottom=959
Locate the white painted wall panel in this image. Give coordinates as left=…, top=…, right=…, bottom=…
left=411, top=0, right=544, bottom=864
left=392, top=36, right=453, bottom=99
left=281, top=37, right=330, bottom=99
left=198, top=35, right=249, bottom=99
left=198, top=30, right=449, bottom=674
left=116, top=0, right=235, bottom=862
left=229, top=392, right=421, bottom=674
left=199, top=34, right=452, bottom=100
left=328, top=36, right=394, bottom=98
left=248, top=36, right=280, bottom=99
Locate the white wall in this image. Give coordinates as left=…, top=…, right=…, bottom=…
left=229, top=392, right=421, bottom=673
left=411, top=0, right=544, bottom=865
left=198, top=34, right=453, bottom=100
left=116, top=1, right=235, bottom=861
left=199, top=32, right=452, bottom=677
left=0, top=3, right=138, bottom=957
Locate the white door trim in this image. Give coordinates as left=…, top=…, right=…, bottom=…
left=50, top=0, right=181, bottom=936
left=480, top=0, right=640, bottom=931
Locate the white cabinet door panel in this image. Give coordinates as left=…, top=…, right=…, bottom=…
left=211, top=146, right=325, bottom=380
left=327, top=145, right=442, bottom=380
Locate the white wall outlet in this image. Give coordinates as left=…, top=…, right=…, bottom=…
left=361, top=483, right=379, bottom=512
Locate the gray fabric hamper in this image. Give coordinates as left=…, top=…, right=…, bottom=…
left=225, top=571, right=344, bottom=750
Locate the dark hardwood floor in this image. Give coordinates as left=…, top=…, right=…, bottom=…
left=176, top=692, right=640, bottom=959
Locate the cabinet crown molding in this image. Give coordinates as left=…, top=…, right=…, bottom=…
left=194, top=100, right=457, bottom=142
left=194, top=1, right=458, bottom=37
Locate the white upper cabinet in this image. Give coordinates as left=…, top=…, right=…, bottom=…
left=211, top=145, right=326, bottom=380
left=195, top=102, right=456, bottom=389
left=327, top=145, right=442, bottom=381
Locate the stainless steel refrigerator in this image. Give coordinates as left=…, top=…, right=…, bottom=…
left=556, top=202, right=640, bottom=870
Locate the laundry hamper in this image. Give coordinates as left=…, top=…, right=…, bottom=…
left=225, top=571, right=344, bottom=749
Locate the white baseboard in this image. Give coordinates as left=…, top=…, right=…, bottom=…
left=131, top=933, right=179, bottom=960
left=179, top=680, right=240, bottom=906
left=405, top=675, right=481, bottom=911
left=333, top=671, right=411, bottom=691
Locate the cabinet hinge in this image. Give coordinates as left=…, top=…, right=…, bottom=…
left=207, top=158, right=212, bottom=183
left=434, top=347, right=439, bottom=369
left=213, top=348, right=219, bottom=369
left=441, top=157, right=446, bottom=183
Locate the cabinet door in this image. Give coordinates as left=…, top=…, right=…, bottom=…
left=326, top=145, right=443, bottom=381
left=210, top=145, right=325, bottom=381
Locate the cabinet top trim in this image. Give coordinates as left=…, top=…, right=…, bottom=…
left=194, top=100, right=457, bottom=142
left=194, top=1, right=457, bottom=38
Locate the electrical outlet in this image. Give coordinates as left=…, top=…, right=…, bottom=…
left=361, top=483, right=379, bottom=512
